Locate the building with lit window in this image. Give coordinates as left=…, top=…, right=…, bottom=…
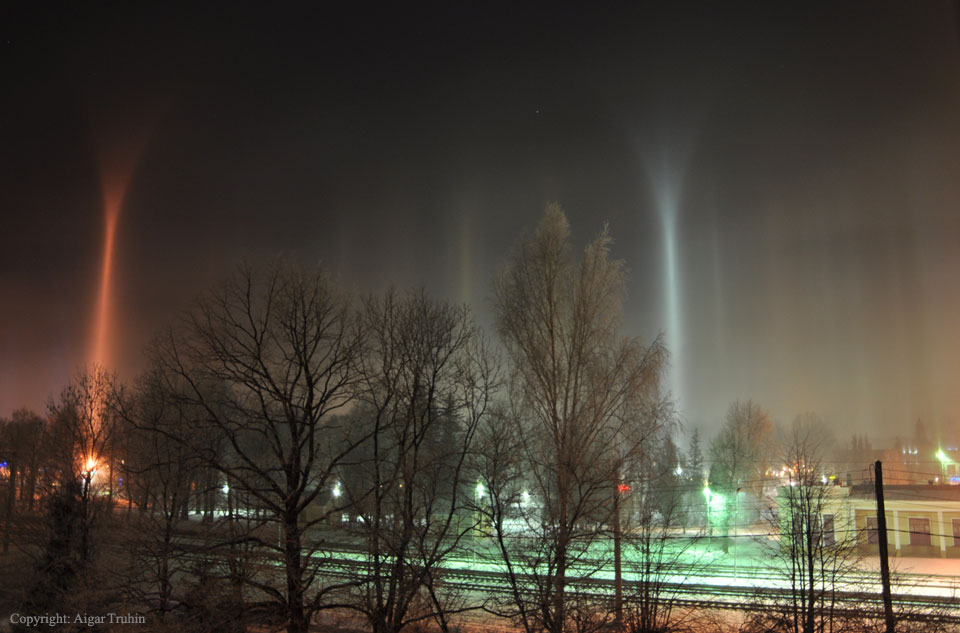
left=777, top=483, right=960, bottom=558
left=849, top=484, right=960, bottom=558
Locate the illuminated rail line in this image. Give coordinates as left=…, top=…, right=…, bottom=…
left=310, top=555, right=960, bottom=623
left=157, top=527, right=960, bottom=623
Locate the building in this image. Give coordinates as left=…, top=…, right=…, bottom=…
left=777, top=483, right=960, bottom=558
left=831, top=422, right=960, bottom=487
left=849, top=484, right=960, bottom=558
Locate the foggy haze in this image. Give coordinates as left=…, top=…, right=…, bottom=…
left=3, top=3, right=960, bottom=442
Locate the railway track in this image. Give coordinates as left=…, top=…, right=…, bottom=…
left=165, top=528, right=960, bottom=622
left=310, top=552, right=960, bottom=623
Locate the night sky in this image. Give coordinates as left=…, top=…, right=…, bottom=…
left=3, top=3, right=960, bottom=441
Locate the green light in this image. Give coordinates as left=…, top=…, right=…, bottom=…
left=476, top=481, right=485, bottom=499
left=704, top=485, right=725, bottom=511
left=937, top=449, right=950, bottom=465
left=710, top=492, right=726, bottom=511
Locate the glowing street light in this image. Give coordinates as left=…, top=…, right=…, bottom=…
left=937, top=449, right=954, bottom=481
left=80, top=455, right=99, bottom=500
left=704, top=485, right=727, bottom=542
left=474, top=481, right=488, bottom=544
left=703, top=485, right=726, bottom=512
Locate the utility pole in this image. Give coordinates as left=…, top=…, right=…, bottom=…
left=614, top=483, right=625, bottom=626
left=875, top=460, right=895, bottom=633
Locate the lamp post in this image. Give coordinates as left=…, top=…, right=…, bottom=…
left=704, top=485, right=713, bottom=540
left=82, top=456, right=97, bottom=502
left=936, top=449, right=951, bottom=482
left=704, top=485, right=726, bottom=548
left=615, top=482, right=630, bottom=625
left=734, top=487, right=742, bottom=579
left=474, top=481, right=485, bottom=559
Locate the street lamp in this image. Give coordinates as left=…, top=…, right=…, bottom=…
left=82, top=455, right=97, bottom=501
left=614, top=481, right=630, bottom=625
left=473, top=481, right=486, bottom=559
left=703, top=485, right=714, bottom=538
left=936, top=449, right=953, bottom=481
left=704, top=485, right=726, bottom=545
left=704, top=485, right=712, bottom=537
left=734, top=487, right=743, bottom=579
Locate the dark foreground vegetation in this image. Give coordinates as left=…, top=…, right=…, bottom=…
left=2, top=208, right=957, bottom=633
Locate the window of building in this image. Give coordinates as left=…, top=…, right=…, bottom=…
left=953, top=518, right=960, bottom=548
left=822, top=514, right=835, bottom=546
left=909, top=517, right=931, bottom=547
left=866, top=516, right=879, bottom=544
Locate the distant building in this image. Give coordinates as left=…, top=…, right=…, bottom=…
left=777, top=483, right=960, bottom=558
left=831, top=422, right=960, bottom=486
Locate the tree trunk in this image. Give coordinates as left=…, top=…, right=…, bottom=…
left=2, top=463, right=18, bottom=553
left=806, top=514, right=815, bottom=633
left=553, top=459, right=568, bottom=633
left=284, top=510, right=308, bottom=633
left=614, top=492, right=622, bottom=625
left=24, top=463, right=38, bottom=510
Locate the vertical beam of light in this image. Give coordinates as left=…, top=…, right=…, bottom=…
left=710, top=215, right=726, bottom=364
left=658, top=191, right=683, bottom=412
left=89, top=138, right=149, bottom=370
left=91, top=187, right=124, bottom=369
left=85, top=100, right=163, bottom=371
left=641, top=137, right=695, bottom=418
left=458, top=212, right=473, bottom=306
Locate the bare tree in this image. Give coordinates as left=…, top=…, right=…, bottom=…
left=343, top=289, right=496, bottom=633
left=0, top=409, right=45, bottom=554
left=488, top=205, right=666, bottom=633
left=708, top=399, right=774, bottom=551
left=46, top=366, right=120, bottom=564
left=684, top=428, right=706, bottom=529
left=114, top=371, right=210, bottom=627
left=149, top=263, right=365, bottom=633
left=10, top=367, right=122, bottom=617
left=619, top=424, right=713, bottom=633
left=752, top=414, right=862, bottom=633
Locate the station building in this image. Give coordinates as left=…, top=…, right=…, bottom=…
left=848, top=484, right=960, bottom=559
left=777, top=484, right=960, bottom=558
